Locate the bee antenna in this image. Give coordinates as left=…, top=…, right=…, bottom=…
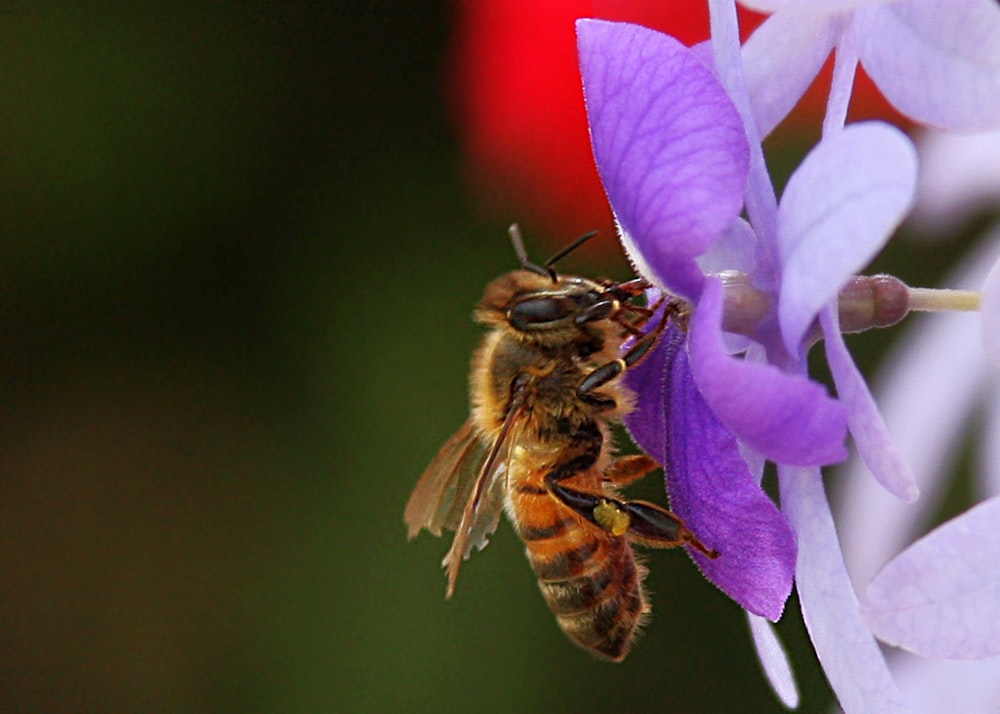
left=543, top=229, right=599, bottom=269
left=508, top=224, right=556, bottom=281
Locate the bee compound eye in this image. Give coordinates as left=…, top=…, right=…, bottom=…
left=507, top=296, right=574, bottom=329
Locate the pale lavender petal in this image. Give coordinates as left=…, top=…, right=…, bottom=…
left=856, top=0, right=1000, bottom=131
left=625, top=319, right=796, bottom=620
left=893, top=652, right=1000, bottom=713
left=779, top=464, right=909, bottom=713
left=577, top=19, right=749, bottom=298
left=689, top=278, right=848, bottom=465
left=739, top=0, right=884, bottom=10
left=836, top=240, right=998, bottom=588
left=862, top=495, right=1000, bottom=659
left=976, top=382, right=1000, bottom=501
left=742, top=11, right=836, bottom=138
left=981, top=254, right=1000, bottom=366
left=699, top=217, right=758, bottom=356
left=777, top=122, right=917, bottom=354
left=747, top=613, right=800, bottom=709
left=820, top=308, right=919, bottom=502
left=697, top=217, right=758, bottom=276
left=911, top=128, right=1000, bottom=234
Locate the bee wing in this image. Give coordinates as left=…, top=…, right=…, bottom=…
left=441, top=401, right=526, bottom=598
left=404, top=420, right=489, bottom=540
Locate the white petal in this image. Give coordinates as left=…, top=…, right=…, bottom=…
left=857, top=0, right=1000, bottom=131
left=862, top=495, right=1000, bottom=659
left=747, top=612, right=799, bottom=709
left=892, top=652, right=1000, bottom=713
left=779, top=465, right=908, bottom=712
left=741, top=11, right=836, bottom=138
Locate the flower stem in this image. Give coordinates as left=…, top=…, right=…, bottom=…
left=720, top=272, right=981, bottom=340
left=906, top=287, right=981, bottom=313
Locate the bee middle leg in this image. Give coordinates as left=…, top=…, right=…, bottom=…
left=602, top=454, right=659, bottom=487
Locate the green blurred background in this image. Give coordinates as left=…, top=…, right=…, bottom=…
left=0, top=3, right=978, bottom=713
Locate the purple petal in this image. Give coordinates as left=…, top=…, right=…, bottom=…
left=576, top=19, right=749, bottom=298
left=742, top=11, right=836, bottom=138
left=747, top=613, right=799, bottom=708
left=857, top=0, right=1000, bottom=131
left=777, top=122, right=917, bottom=354
left=689, top=278, right=848, bottom=465
left=622, top=316, right=672, bottom=463
left=820, top=308, right=919, bottom=502
left=625, top=320, right=796, bottom=620
left=862, top=495, right=1000, bottom=659
left=779, top=464, right=909, bottom=713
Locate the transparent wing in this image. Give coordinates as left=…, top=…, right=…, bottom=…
left=441, top=401, right=526, bottom=598
left=404, top=420, right=489, bottom=540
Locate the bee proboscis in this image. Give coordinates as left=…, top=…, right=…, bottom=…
left=405, top=226, right=717, bottom=661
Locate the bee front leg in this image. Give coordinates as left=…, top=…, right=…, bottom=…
left=577, top=327, right=661, bottom=399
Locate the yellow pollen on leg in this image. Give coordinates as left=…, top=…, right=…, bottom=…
left=594, top=499, right=630, bottom=536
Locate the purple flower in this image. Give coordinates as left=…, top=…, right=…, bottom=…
left=578, top=19, right=840, bottom=626
left=578, top=1, right=1000, bottom=708
left=576, top=8, right=929, bottom=708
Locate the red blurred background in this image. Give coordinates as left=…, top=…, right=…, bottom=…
left=448, top=0, right=903, bottom=255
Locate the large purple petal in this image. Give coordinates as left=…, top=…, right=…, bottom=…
left=862, top=495, right=1000, bottom=659
left=624, top=320, right=796, bottom=621
left=857, top=0, right=1000, bottom=132
left=777, top=122, right=917, bottom=354
left=577, top=19, right=749, bottom=299
left=689, top=278, right=848, bottom=465
left=779, top=464, right=909, bottom=713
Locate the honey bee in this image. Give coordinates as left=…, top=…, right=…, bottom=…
left=405, top=225, right=717, bottom=661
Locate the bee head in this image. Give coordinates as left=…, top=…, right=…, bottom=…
left=473, top=225, right=621, bottom=347
left=473, top=269, right=608, bottom=338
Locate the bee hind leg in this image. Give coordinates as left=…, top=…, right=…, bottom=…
left=547, top=481, right=718, bottom=558
left=623, top=500, right=718, bottom=558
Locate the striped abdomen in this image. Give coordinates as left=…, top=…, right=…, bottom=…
left=510, top=484, right=649, bottom=662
